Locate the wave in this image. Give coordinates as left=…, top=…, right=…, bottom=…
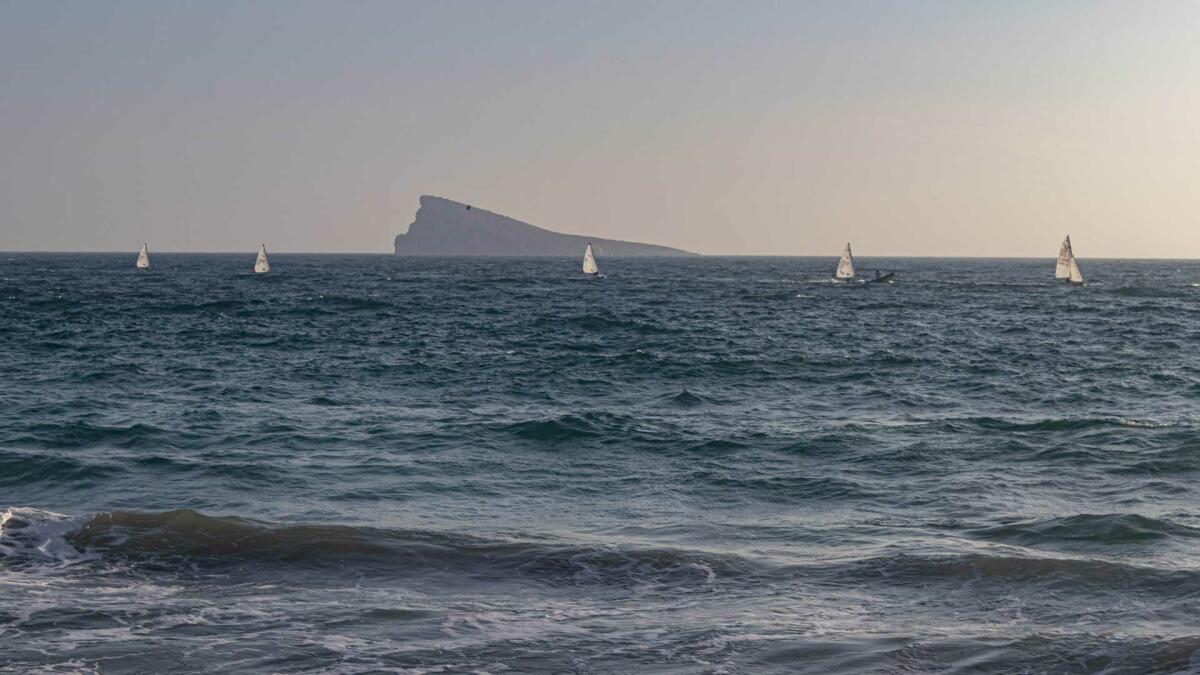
left=830, top=550, right=1198, bottom=593
left=153, top=299, right=245, bottom=314
left=0, top=449, right=123, bottom=486
left=954, top=416, right=1177, bottom=433
left=536, top=312, right=678, bottom=335
left=4, top=509, right=758, bottom=587
left=686, top=471, right=879, bottom=502
left=660, top=389, right=711, bottom=407
left=282, top=295, right=394, bottom=315
left=502, top=412, right=635, bottom=442
left=682, top=439, right=747, bottom=454
left=1108, top=442, right=1200, bottom=475
left=754, top=632, right=1200, bottom=675
left=306, top=395, right=347, bottom=407
left=967, top=513, right=1200, bottom=548
left=0, top=507, right=96, bottom=566
left=5, top=421, right=165, bottom=450
left=1112, top=286, right=1190, bottom=298
left=314, top=294, right=393, bottom=311
left=8, top=507, right=1200, bottom=602
left=126, top=455, right=288, bottom=484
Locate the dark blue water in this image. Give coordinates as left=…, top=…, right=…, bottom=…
left=4, top=253, right=1200, bottom=674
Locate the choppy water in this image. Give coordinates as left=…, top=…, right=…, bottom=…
left=3, top=253, right=1200, bottom=674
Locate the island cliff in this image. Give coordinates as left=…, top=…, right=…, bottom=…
left=393, top=196, right=695, bottom=256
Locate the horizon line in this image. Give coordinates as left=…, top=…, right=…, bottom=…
left=4, top=250, right=1200, bottom=261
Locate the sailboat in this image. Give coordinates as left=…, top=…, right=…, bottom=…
left=582, top=243, right=603, bottom=278
left=832, top=242, right=894, bottom=283
left=1055, top=235, right=1084, bottom=286
left=136, top=243, right=151, bottom=269
left=833, top=242, right=855, bottom=282
left=254, top=244, right=270, bottom=274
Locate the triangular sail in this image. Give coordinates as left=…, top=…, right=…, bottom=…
left=835, top=242, right=855, bottom=279
left=136, top=243, right=150, bottom=269
left=1068, top=251, right=1083, bottom=284
left=254, top=244, right=270, bottom=273
left=582, top=243, right=599, bottom=275
left=1055, top=236, right=1072, bottom=279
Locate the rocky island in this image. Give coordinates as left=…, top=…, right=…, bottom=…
left=394, top=196, right=695, bottom=256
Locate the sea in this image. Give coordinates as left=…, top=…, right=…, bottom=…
left=3, top=253, right=1200, bottom=674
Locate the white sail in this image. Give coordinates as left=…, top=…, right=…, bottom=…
left=136, top=243, right=150, bottom=269
left=1068, top=251, right=1084, bottom=284
left=1055, top=236, right=1072, bottom=279
left=254, top=244, right=270, bottom=273
left=582, top=243, right=599, bottom=275
left=835, top=242, right=855, bottom=279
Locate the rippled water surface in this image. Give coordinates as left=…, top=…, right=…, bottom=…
left=4, top=253, right=1200, bottom=674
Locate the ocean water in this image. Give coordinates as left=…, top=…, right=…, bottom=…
left=3, top=253, right=1200, bottom=674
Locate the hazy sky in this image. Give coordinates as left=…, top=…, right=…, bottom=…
left=2, top=1, right=1198, bottom=256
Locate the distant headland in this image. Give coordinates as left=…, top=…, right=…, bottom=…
left=393, top=196, right=695, bottom=256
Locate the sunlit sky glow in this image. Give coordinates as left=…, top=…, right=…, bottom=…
left=1, top=1, right=1198, bottom=256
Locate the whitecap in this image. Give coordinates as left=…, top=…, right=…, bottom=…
left=0, top=507, right=95, bottom=567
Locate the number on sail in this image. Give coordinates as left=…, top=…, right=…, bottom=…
left=1055, top=236, right=1072, bottom=279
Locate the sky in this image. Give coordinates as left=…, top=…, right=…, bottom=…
left=1, top=1, right=1198, bottom=256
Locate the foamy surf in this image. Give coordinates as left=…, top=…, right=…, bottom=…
left=0, top=507, right=96, bottom=567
